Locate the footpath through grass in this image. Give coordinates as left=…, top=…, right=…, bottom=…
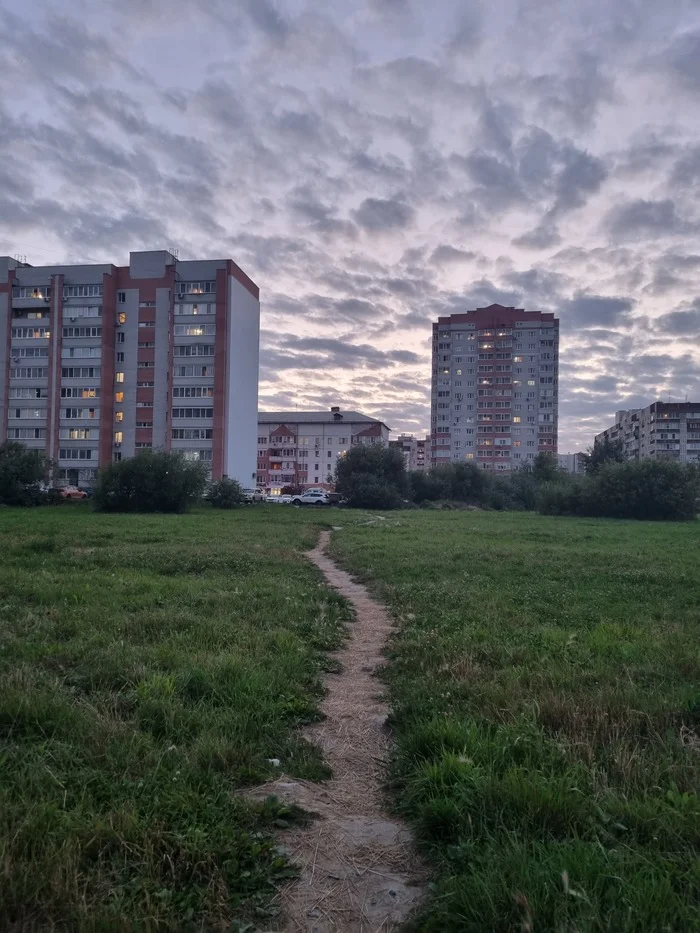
left=330, top=511, right=700, bottom=932
left=0, top=505, right=345, bottom=931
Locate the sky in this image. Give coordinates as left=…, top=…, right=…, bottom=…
left=2, top=0, right=700, bottom=452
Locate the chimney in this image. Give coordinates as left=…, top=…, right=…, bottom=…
left=330, top=406, right=340, bottom=413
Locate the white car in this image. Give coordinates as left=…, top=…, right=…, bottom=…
left=291, top=490, right=332, bottom=507
left=242, top=487, right=265, bottom=503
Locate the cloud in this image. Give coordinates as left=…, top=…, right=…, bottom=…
left=655, top=300, right=700, bottom=336
left=604, top=199, right=689, bottom=240
left=559, top=294, right=636, bottom=328
left=660, top=29, right=700, bottom=92
left=352, top=195, right=415, bottom=232
left=430, top=245, right=477, bottom=264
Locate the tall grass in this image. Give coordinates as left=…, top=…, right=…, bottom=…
left=330, top=510, right=700, bottom=931
left=0, top=505, right=348, bottom=930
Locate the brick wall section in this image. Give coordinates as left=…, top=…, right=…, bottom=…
left=99, top=270, right=117, bottom=468
left=0, top=271, right=15, bottom=441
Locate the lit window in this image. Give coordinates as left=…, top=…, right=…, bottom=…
left=114, top=431, right=123, bottom=443
left=115, top=392, right=124, bottom=403
left=117, top=312, right=126, bottom=325
left=115, top=411, right=124, bottom=422
left=116, top=372, right=124, bottom=383
left=513, top=417, right=521, bottom=423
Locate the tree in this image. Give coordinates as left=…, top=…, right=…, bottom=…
left=208, top=477, right=245, bottom=509
left=0, top=441, right=49, bottom=505
left=93, top=450, right=208, bottom=513
left=582, top=437, right=625, bottom=475
left=532, top=451, right=562, bottom=483
left=582, top=459, right=698, bottom=521
left=335, top=444, right=408, bottom=509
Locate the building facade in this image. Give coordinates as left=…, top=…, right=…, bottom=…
left=595, top=402, right=700, bottom=463
left=558, top=452, right=586, bottom=474
left=0, top=251, right=260, bottom=486
left=389, top=434, right=429, bottom=472
left=431, top=304, right=559, bottom=470
left=257, top=408, right=390, bottom=492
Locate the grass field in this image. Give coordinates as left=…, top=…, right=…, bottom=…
left=2, top=506, right=699, bottom=931
left=330, top=511, right=700, bottom=932
left=0, top=504, right=342, bottom=931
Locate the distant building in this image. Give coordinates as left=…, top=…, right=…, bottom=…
left=389, top=434, right=429, bottom=472
left=431, top=304, right=559, bottom=471
left=558, top=452, right=586, bottom=474
left=595, top=402, right=700, bottom=463
left=0, top=250, right=260, bottom=487
left=257, top=407, right=390, bottom=492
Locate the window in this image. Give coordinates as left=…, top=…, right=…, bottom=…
left=138, top=342, right=156, bottom=348
left=114, top=432, right=123, bottom=444
left=114, top=452, right=122, bottom=462
left=181, top=449, right=213, bottom=462
left=174, top=324, right=216, bottom=336
left=172, top=407, right=214, bottom=419
left=12, top=285, right=51, bottom=299
left=8, top=427, right=46, bottom=439
left=176, top=281, right=216, bottom=295
left=115, top=411, right=124, bottom=422
left=14, top=346, right=49, bottom=359
left=137, top=381, right=155, bottom=387
left=60, top=387, right=100, bottom=399
left=63, top=408, right=98, bottom=419
left=10, top=367, right=47, bottom=379
left=138, top=321, right=155, bottom=328
left=138, top=362, right=155, bottom=368
left=116, top=372, right=124, bottom=383
left=136, top=421, right=153, bottom=428
left=9, top=408, right=45, bottom=419
left=63, top=284, right=102, bottom=298
left=117, top=332, right=125, bottom=343
left=62, top=326, right=101, bottom=338
left=9, top=387, right=47, bottom=399
left=62, top=366, right=100, bottom=379
left=115, top=392, right=124, bottom=403
left=59, top=448, right=95, bottom=460
left=60, top=428, right=93, bottom=440
left=116, top=352, right=125, bottom=363
left=117, top=312, right=126, bottom=325
left=172, top=428, right=213, bottom=439
left=175, top=302, right=213, bottom=315
left=174, top=364, right=215, bottom=377
left=12, top=326, right=51, bottom=339
left=258, top=436, right=267, bottom=444
left=62, top=346, right=101, bottom=359
left=173, top=344, right=215, bottom=357
left=172, top=386, right=214, bottom=398
left=135, top=442, right=152, bottom=449
left=117, top=291, right=126, bottom=304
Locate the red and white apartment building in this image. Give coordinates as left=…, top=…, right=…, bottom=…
left=0, top=250, right=260, bottom=486
left=257, top=408, right=390, bottom=492
left=431, top=304, right=559, bottom=469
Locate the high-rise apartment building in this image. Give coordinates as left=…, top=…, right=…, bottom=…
left=431, top=303, right=559, bottom=470
left=0, top=251, right=260, bottom=486
left=389, top=434, right=429, bottom=472
left=257, top=408, right=389, bottom=492
left=595, top=402, right=700, bottom=463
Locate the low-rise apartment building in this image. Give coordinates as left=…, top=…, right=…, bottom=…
left=595, top=402, right=700, bottom=463
left=558, top=452, right=586, bottom=474
left=389, top=434, right=429, bottom=472
left=257, top=408, right=390, bottom=492
left=0, top=250, right=260, bottom=486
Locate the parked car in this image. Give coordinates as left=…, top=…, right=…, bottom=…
left=291, top=490, right=343, bottom=507
left=242, top=487, right=266, bottom=503
left=60, top=485, right=88, bottom=500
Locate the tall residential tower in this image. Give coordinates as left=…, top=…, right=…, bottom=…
left=431, top=304, right=559, bottom=469
left=0, top=250, right=260, bottom=486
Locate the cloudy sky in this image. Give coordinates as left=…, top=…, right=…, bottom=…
left=2, top=0, right=700, bottom=451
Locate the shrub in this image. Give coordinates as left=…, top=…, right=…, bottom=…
left=409, top=463, right=491, bottom=505
left=208, top=478, right=245, bottom=509
left=0, top=442, right=49, bottom=506
left=582, top=459, right=698, bottom=521
left=536, top=478, right=586, bottom=516
left=335, top=445, right=407, bottom=509
left=93, top=450, right=208, bottom=513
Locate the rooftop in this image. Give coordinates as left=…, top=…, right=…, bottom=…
left=259, top=409, right=389, bottom=428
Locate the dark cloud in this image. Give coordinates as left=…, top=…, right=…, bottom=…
left=604, top=199, right=689, bottom=240
left=352, top=195, right=415, bottom=232
left=242, top=0, right=289, bottom=41
left=655, top=300, right=700, bottom=336
left=660, top=29, right=700, bottom=92
left=560, top=294, right=635, bottom=328
left=430, top=245, right=477, bottom=264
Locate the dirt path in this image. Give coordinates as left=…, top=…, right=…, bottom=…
left=249, top=530, right=425, bottom=932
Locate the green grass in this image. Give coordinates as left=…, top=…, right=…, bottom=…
left=329, top=510, right=700, bottom=932
left=0, top=504, right=346, bottom=931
